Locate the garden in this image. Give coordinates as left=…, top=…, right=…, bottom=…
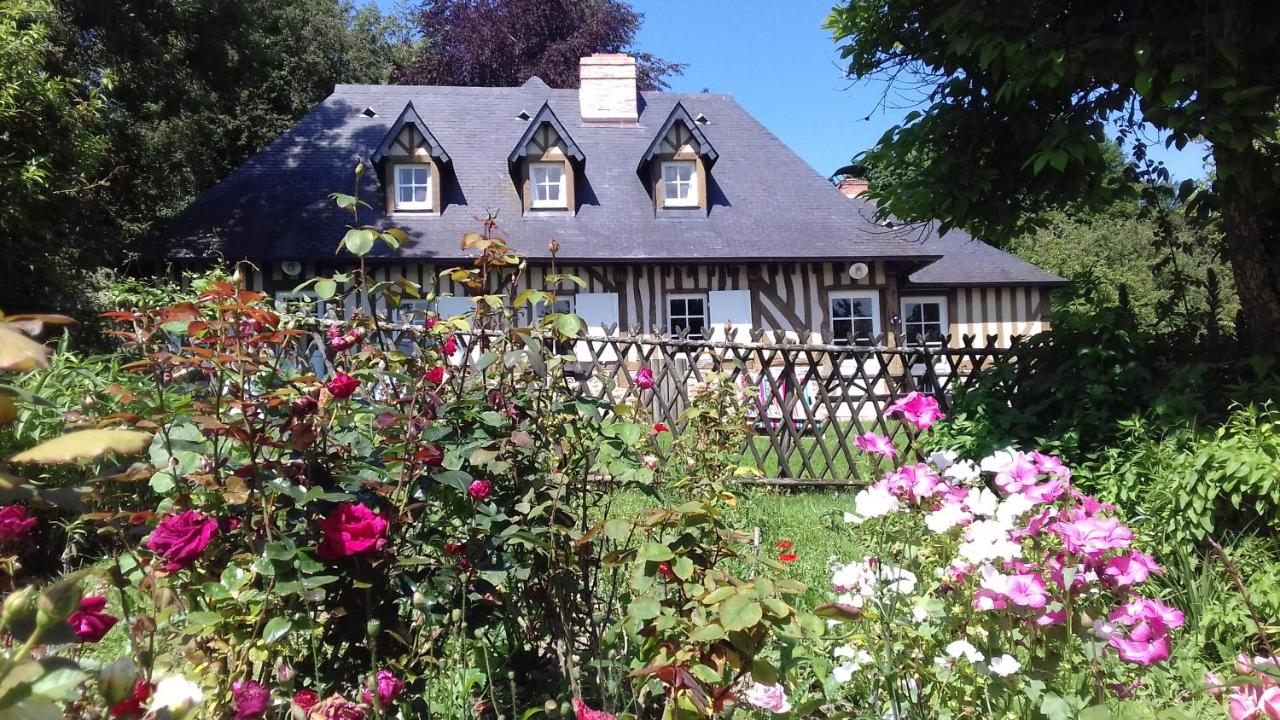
left=0, top=204, right=1275, bottom=720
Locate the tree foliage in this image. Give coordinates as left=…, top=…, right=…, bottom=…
left=397, top=0, right=684, bottom=89
left=827, top=0, right=1280, bottom=355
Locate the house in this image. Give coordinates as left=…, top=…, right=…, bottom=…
left=163, top=53, right=1065, bottom=348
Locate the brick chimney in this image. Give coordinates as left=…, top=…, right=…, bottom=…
left=579, top=53, right=638, bottom=124
left=837, top=177, right=870, bottom=199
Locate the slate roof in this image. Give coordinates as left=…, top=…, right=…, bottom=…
left=163, top=80, right=1065, bottom=287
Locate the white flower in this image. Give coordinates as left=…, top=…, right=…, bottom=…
left=979, top=447, right=1018, bottom=474
left=876, top=564, right=917, bottom=595
left=958, top=520, right=1022, bottom=564
left=995, top=492, right=1036, bottom=525
left=944, top=459, right=980, bottom=483
left=852, top=484, right=901, bottom=521
left=911, top=604, right=930, bottom=623
left=929, top=449, right=957, bottom=470
left=150, top=676, right=204, bottom=716
left=962, top=487, right=999, bottom=517
left=832, top=646, right=874, bottom=682
left=988, top=654, right=1021, bottom=677
left=945, top=639, right=985, bottom=663
left=924, top=501, right=971, bottom=534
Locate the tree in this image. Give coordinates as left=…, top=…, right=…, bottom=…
left=827, top=1, right=1280, bottom=355
left=0, top=0, right=107, bottom=313
left=397, top=0, right=684, bottom=89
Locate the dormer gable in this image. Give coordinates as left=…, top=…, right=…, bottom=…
left=371, top=102, right=451, bottom=215
left=508, top=103, right=585, bottom=214
left=639, top=102, right=719, bottom=214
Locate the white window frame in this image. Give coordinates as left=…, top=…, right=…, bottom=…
left=394, top=298, right=435, bottom=324
left=660, top=160, right=698, bottom=207
left=667, top=292, right=709, bottom=339
left=829, top=290, right=881, bottom=345
left=392, top=163, right=432, bottom=211
left=900, top=295, right=949, bottom=346
left=529, top=162, right=568, bottom=209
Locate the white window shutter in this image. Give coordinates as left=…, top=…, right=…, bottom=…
left=708, top=290, right=752, bottom=341
left=574, top=292, right=619, bottom=361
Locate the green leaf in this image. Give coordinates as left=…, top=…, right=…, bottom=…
left=314, top=278, right=337, bottom=300
left=672, top=556, right=694, bottom=580
left=1079, top=706, right=1113, bottom=720
left=687, top=624, right=725, bottom=643
left=718, top=594, right=763, bottom=632
left=343, top=228, right=376, bottom=257
left=637, top=542, right=674, bottom=562
left=264, top=541, right=295, bottom=561
left=262, top=616, right=291, bottom=644
left=1039, top=693, right=1082, bottom=720
left=30, top=664, right=88, bottom=701
left=630, top=596, right=661, bottom=621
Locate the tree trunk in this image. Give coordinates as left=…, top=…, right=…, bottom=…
left=1213, top=143, right=1280, bottom=357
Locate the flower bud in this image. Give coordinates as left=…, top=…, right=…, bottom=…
left=36, top=576, right=84, bottom=631
left=366, top=619, right=381, bottom=639
left=99, top=657, right=140, bottom=704
left=276, top=663, right=295, bottom=684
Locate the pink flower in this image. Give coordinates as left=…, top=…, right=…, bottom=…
left=1004, top=572, right=1049, bottom=609
left=634, top=368, right=654, bottom=390
left=443, top=335, right=458, bottom=356
left=1259, top=687, right=1280, bottom=719
left=853, top=432, right=896, bottom=458
left=424, top=315, right=439, bottom=330
left=1030, top=451, right=1072, bottom=480
left=1229, top=692, right=1259, bottom=720
left=1206, top=671, right=1226, bottom=697
left=231, top=680, right=270, bottom=719
left=884, top=463, right=942, bottom=500
left=68, top=596, right=119, bottom=643
left=326, top=372, right=359, bottom=399
left=1053, top=516, right=1133, bottom=555
left=362, top=669, right=404, bottom=710
left=976, top=566, right=1048, bottom=610
left=1109, top=621, right=1171, bottom=665
left=1021, top=478, right=1066, bottom=505
left=1109, top=597, right=1185, bottom=630
left=146, top=510, right=219, bottom=571
left=309, top=694, right=365, bottom=719
left=574, top=699, right=615, bottom=720
left=1103, top=552, right=1163, bottom=588
left=992, top=452, right=1040, bottom=494
left=316, top=503, right=388, bottom=560
left=885, top=391, right=944, bottom=430
left=741, top=681, right=792, bottom=714
left=0, top=505, right=37, bottom=541
left=1034, top=609, right=1067, bottom=626
left=467, top=479, right=493, bottom=501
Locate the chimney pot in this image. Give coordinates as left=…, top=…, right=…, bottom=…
left=579, top=53, right=638, bottom=124
left=838, top=177, right=871, bottom=199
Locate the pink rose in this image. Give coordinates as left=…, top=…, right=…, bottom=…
left=232, top=680, right=270, bottom=720
left=361, top=669, right=404, bottom=710
left=853, top=432, right=896, bottom=458
left=424, top=315, right=438, bottom=330
left=467, top=479, right=493, bottom=502
left=309, top=694, right=365, bottom=720
left=326, top=373, right=359, bottom=399
left=146, top=511, right=219, bottom=571
left=0, top=505, right=37, bottom=541
left=574, top=699, right=615, bottom=720
left=316, top=503, right=388, bottom=560
left=885, top=391, right=944, bottom=430
left=443, top=335, right=458, bottom=356
left=634, top=368, right=654, bottom=390
left=740, top=681, right=792, bottom=714
left=68, top=596, right=119, bottom=643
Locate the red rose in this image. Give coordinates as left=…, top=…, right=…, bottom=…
left=326, top=373, right=359, bottom=399
left=467, top=479, right=493, bottom=502
left=424, top=315, right=439, bottom=330
left=146, top=510, right=219, bottom=571
left=778, top=553, right=798, bottom=564
left=657, top=562, right=676, bottom=581
left=424, top=366, right=446, bottom=385
left=68, top=596, right=119, bottom=643
left=417, top=443, right=444, bottom=466
left=316, top=502, right=388, bottom=560
left=232, top=679, right=270, bottom=720
left=293, top=689, right=319, bottom=712
left=0, top=505, right=37, bottom=541
left=361, top=669, right=404, bottom=710
left=634, top=368, right=654, bottom=390
left=443, top=335, right=458, bottom=356
left=110, top=680, right=151, bottom=719
left=653, top=422, right=669, bottom=434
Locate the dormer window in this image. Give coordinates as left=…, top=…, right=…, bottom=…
left=370, top=102, right=452, bottom=217
left=509, top=102, right=585, bottom=215
left=393, top=163, right=432, bottom=211
left=639, top=102, right=719, bottom=215
left=661, top=161, right=698, bottom=207
left=529, top=162, right=567, bottom=209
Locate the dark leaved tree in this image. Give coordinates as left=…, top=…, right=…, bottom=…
left=397, top=0, right=684, bottom=89
left=828, top=0, right=1280, bottom=356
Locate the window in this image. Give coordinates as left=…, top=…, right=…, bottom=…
left=661, top=160, right=698, bottom=207
left=829, top=291, right=880, bottom=345
left=668, top=293, right=707, bottom=339
left=900, top=296, right=949, bottom=346
left=529, top=162, right=567, bottom=209
left=393, top=163, right=432, bottom=211
left=532, top=296, right=576, bottom=354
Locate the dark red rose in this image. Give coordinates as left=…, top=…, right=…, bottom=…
left=443, top=335, right=458, bottom=356
left=0, top=505, right=37, bottom=541
left=417, top=443, right=444, bottom=466
left=146, top=511, right=219, bottom=571
left=293, top=689, right=319, bottom=712
left=653, top=423, right=669, bottom=434
left=316, top=502, right=388, bottom=560
left=467, top=479, right=492, bottom=502
left=232, top=679, right=270, bottom=719
left=326, top=373, right=359, bottom=400
left=424, top=366, right=446, bottom=385
left=110, top=680, right=151, bottom=719
left=68, top=596, right=119, bottom=643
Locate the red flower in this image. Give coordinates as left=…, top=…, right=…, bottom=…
left=549, top=238, right=560, bottom=254
left=110, top=680, right=151, bottom=719
left=653, top=422, right=669, bottom=434
left=467, top=479, right=493, bottom=502
left=309, top=694, right=365, bottom=719
left=361, top=669, right=404, bottom=710
left=634, top=368, right=654, bottom=390
left=443, top=335, right=458, bottom=356
left=232, top=679, right=270, bottom=720
left=424, top=366, right=446, bottom=385
left=68, top=596, right=119, bottom=643
left=425, top=315, right=439, bottom=330
left=0, top=505, right=37, bottom=541
left=293, top=689, right=319, bottom=712
left=326, top=372, right=359, bottom=399
left=417, top=443, right=444, bottom=466
left=778, top=553, right=798, bottom=564
left=316, top=502, right=388, bottom=560
left=146, top=511, right=219, bottom=571
left=291, top=395, right=318, bottom=417
left=574, top=699, right=616, bottom=720
left=657, top=562, right=676, bottom=581
left=775, top=540, right=794, bottom=550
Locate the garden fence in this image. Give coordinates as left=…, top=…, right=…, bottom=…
left=293, top=319, right=1027, bottom=485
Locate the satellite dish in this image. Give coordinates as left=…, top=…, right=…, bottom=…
left=281, top=261, right=302, bottom=277
left=848, top=262, right=870, bottom=280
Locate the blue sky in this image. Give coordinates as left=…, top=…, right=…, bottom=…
left=377, top=0, right=1209, bottom=181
